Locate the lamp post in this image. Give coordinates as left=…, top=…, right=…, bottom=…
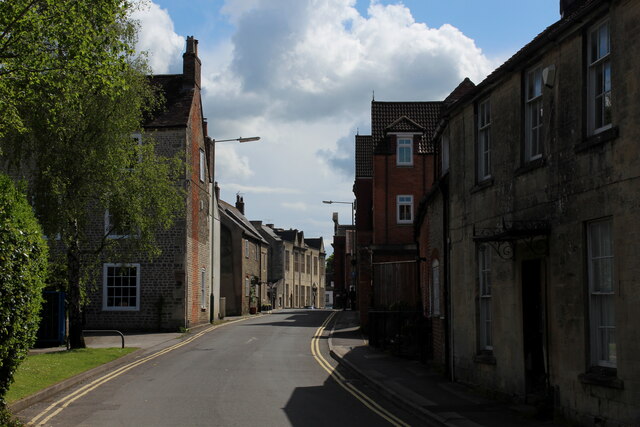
left=208, top=135, right=260, bottom=322
left=322, top=200, right=355, bottom=225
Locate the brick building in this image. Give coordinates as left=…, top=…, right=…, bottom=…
left=420, top=0, right=640, bottom=424
left=353, top=101, right=441, bottom=331
left=84, top=37, right=213, bottom=331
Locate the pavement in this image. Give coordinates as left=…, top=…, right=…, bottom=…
left=328, top=310, right=560, bottom=427
left=13, top=310, right=560, bottom=426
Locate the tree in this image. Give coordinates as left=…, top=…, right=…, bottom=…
left=0, top=174, right=48, bottom=423
left=1, top=0, right=184, bottom=348
left=0, top=0, right=142, bottom=140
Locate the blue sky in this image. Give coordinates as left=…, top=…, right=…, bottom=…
left=134, top=0, right=561, bottom=254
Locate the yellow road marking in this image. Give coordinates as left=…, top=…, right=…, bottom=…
left=27, top=317, right=252, bottom=426
left=311, top=312, right=410, bottom=427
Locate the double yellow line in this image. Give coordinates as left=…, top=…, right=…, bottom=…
left=27, top=318, right=247, bottom=426
left=311, top=312, right=409, bottom=427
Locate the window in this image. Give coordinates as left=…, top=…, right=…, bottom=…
left=314, top=257, right=319, bottom=276
left=103, top=264, right=140, bottom=311
left=245, top=277, right=250, bottom=297
left=397, top=195, right=413, bottom=224
left=431, top=260, right=441, bottom=317
left=307, top=255, right=311, bottom=274
left=104, top=209, right=134, bottom=239
left=525, top=67, right=544, bottom=161
left=245, top=240, right=249, bottom=258
left=200, top=268, right=207, bottom=309
left=396, top=136, right=413, bottom=166
left=477, top=99, right=491, bottom=181
left=294, top=252, right=300, bottom=273
left=478, top=245, right=492, bottom=350
left=587, top=219, right=615, bottom=367
left=199, top=149, right=206, bottom=182
left=588, top=19, right=611, bottom=135
left=127, top=134, right=143, bottom=170
left=441, top=132, right=450, bottom=174
left=285, top=250, right=291, bottom=271
left=255, top=243, right=259, bottom=261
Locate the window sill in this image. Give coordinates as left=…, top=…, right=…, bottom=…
left=578, top=367, right=623, bottom=389
left=471, top=177, right=494, bottom=194
left=515, top=157, right=545, bottom=176
left=474, top=352, right=496, bottom=365
left=575, top=126, right=619, bottom=153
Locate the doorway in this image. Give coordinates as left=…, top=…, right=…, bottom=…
left=521, top=259, right=547, bottom=397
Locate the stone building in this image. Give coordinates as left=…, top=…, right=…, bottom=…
left=304, top=237, right=327, bottom=309
left=420, top=0, right=640, bottom=424
left=84, top=37, right=213, bottom=331
left=219, top=195, right=268, bottom=315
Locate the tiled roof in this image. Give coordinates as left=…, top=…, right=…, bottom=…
left=355, top=135, right=373, bottom=178
left=371, top=101, right=442, bottom=154
left=145, top=74, right=195, bottom=128
left=219, top=199, right=267, bottom=243
left=275, top=229, right=305, bottom=248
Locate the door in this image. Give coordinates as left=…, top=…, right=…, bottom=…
left=521, top=259, right=546, bottom=396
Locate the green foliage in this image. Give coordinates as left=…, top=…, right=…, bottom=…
left=0, top=0, right=184, bottom=348
left=0, top=0, right=139, bottom=139
left=0, top=174, right=48, bottom=411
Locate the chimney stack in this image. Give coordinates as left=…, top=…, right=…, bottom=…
left=183, top=36, right=201, bottom=89
left=214, top=181, right=220, bottom=200
left=236, top=194, right=245, bottom=215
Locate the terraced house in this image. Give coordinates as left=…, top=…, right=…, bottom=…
left=419, top=0, right=640, bottom=424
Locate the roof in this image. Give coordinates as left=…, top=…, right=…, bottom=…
left=371, top=101, right=442, bottom=154
left=219, top=199, right=267, bottom=244
left=449, top=0, right=603, bottom=110
left=145, top=74, right=195, bottom=128
left=304, top=238, right=325, bottom=254
left=252, top=222, right=283, bottom=244
left=274, top=229, right=306, bottom=248
left=355, top=135, right=373, bottom=178
left=443, top=78, right=476, bottom=108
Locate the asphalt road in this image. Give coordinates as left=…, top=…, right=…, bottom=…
left=18, top=310, right=424, bottom=426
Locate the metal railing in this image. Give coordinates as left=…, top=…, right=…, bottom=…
left=82, top=330, right=125, bottom=348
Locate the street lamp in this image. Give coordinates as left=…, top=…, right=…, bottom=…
left=322, top=200, right=354, bottom=225
left=213, top=136, right=260, bottom=143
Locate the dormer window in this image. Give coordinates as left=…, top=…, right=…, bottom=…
left=396, top=136, right=413, bottom=166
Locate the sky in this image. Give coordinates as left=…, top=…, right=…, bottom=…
left=131, top=0, right=560, bottom=255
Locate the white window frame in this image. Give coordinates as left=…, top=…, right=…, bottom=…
left=431, top=259, right=441, bottom=317
left=396, top=195, right=413, bottom=224
left=525, top=66, right=544, bottom=161
left=200, top=268, right=207, bottom=309
left=587, top=19, right=612, bottom=135
left=127, top=133, right=143, bottom=170
left=245, top=277, right=250, bottom=297
left=103, top=263, right=141, bottom=311
left=285, top=250, right=290, bottom=271
left=587, top=218, right=615, bottom=367
left=245, top=239, right=249, bottom=258
left=199, top=148, right=206, bottom=182
left=477, top=99, right=491, bottom=181
left=478, top=245, right=492, bottom=351
left=396, top=135, right=413, bottom=166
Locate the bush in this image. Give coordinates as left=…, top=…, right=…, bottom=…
left=0, top=174, right=48, bottom=417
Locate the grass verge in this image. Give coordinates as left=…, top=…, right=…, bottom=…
left=7, top=347, right=137, bottom=403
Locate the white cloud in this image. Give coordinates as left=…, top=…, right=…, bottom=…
left=131, top=2, right=184, bottom=74
left=138, top=0, right=496, bottom=252
left=282, top=202, right=308, bottom=211
left=222, top=184, right=301, bottom=195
